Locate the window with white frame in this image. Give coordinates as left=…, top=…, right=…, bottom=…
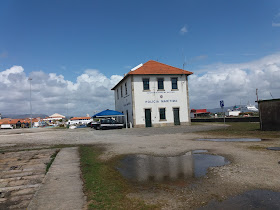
left=157, top=78, right=164, bottom=90
left=143, top=78, right=150, bottom=90
left=159, top=108, right=166, bottom=120
left=171, top=77, right=178, bottom=90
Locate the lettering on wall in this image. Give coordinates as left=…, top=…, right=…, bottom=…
left=124, top=102, right=131, bottom=107
left=145, top=100, right=178, bottom=104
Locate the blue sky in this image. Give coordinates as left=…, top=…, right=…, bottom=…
left=1, top=0, right=280, bottom=115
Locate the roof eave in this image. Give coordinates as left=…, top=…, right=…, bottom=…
left=111, top=74, right=130, bottom=90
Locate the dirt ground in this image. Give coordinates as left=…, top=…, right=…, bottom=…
left=0, top=124, right=280, bottom=209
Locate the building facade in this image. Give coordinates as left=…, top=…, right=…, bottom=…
left=112, top=60, right=193, bottom=128
left=68, top=117, right=93, bottom=125
left=257, top=98, right=280, bottom=131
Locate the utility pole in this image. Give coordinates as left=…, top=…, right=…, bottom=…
left=28, top=78, right=32, bottom=128
left=256, top=88, right=258, bottom=102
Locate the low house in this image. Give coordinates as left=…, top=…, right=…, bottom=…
left=68, top=117, right=93, bottom=125
left=190, top=109, right=210, bottom=118
left=226, top=110, right=241, bottom=117
left=257, top=98, right=280, bottom=131
left=43, top=113, right=66, bottom=125
left=0, top=118, right=40, bottom=129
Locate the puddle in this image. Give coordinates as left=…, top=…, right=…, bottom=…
left=117, top=150, right=230, bottom=183
left=199, top=190, right=280, bottom=209
left=197, top=138, right=261, bottom=142
left=267, top=147, right=280, bottom=151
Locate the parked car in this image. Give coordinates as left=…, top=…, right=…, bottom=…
left=1, top=124, right=13, bottom=129
left=92, top=119, right=123, bottom=130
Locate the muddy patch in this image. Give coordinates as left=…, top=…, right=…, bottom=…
left=117, top=150, right=230, bottom=183
left=199, top=190, right=280, bottom=209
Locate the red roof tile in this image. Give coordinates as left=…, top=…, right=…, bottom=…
left=129, top=60, right=193, bottom=75
left=112, top=60, right=193, bottom=90
left=70, top=117, right=91, bottom=120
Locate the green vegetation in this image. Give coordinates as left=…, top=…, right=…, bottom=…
left=79, top=146, right=158, bottom=210
left=196, top=122, right=280, bottom=139
left=45, top=150, right=59, bottom=174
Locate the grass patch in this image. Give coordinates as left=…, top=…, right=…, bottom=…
left=247, top=145, right=267, bottom=150
left=79, top=145, right=158, bottom=210
left=45, top=150, right=59, bottom=174
left=196, top=122, right=280, bottom=139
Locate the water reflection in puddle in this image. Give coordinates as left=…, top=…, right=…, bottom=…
left=117, top=150, right=230, bottom=183
left=199, top=190, right=280, bottom=209
left=267, top=147, right=280, bottom=151
left=197, top=138, right=261, bottom=142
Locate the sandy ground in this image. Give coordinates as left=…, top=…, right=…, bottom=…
left=0, top=124, right=280, bottom=209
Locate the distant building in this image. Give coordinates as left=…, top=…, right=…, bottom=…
left=257, top=98, right=280, bottom=131
left=68, top=117, right=93, bottom=125
left=0, top=118, right=39, bottom=129
left=112, top=60, right=193, bottom=128
left=43, top=113, right=65, bottom=125
left=190, top=109, right=210, bottom=118
left=226, top=110, right=241, bottom=117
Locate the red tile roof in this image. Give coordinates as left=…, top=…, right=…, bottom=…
left=129, top=60, right=193, bottom=75
left=70, top=117, right=91, bottom=120
left=112, top=60, right=193, bottom=90
left=0, top=118, right=39, bottom=125
left=191, top=109, right=210, bottom=114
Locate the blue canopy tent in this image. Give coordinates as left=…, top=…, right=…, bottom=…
left=92, top=109, right=127, bottom=128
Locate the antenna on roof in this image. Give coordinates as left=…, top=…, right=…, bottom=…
left=181, top=48, right=187, bottom=70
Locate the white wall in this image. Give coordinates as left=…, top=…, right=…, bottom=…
left=114, top=77, right=133, bottom=125
left=132, top=74, right=190, bottom=126
left=68, top=119, right=93, bottom=125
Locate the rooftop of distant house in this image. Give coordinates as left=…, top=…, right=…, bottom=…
left=70, top=117, right=91, bottom=120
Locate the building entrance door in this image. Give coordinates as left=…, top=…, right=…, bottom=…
left=173, top=108, right=180, bottom=125
left=145, top=109, right=152, bottom=127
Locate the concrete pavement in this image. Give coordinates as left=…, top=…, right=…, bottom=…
left=28, top=147, right=86, bottom=210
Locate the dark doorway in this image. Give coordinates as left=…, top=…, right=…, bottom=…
left=145, top=109, right=152, bottom=127
left=126, top=110, right=129, bottom=127
left=173, top=108, right=180, bottom=125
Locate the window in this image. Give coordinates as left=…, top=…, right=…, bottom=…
left=121, top=85, right=123, bottom=97
left=117, top=89, right=119, bottom=99
left=143, top=78, right=150, bottom=90
left=171, top=78, right=178, bottom=90
left=125, top=82, right=127, bottom=95
left=158, top=78, right=164, bottom=90
left=159, top=108, right=166, bottom=120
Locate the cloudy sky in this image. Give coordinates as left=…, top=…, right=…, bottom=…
left=1, top=0, right=280, bottom=116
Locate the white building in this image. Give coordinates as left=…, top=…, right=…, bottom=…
left=112, top=60, right=193, bottom=128
left=68, top=117, right=93, bottom=125
left=226, top=110, right=241, bottom=117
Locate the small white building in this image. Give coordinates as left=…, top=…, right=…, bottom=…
left=43, top=113, right=66, bottom=125
left=226, top=110, right=241, bottom=117
left=111, top=60, right=193, bottom=128
left=68, top=117, right=93, bottom=125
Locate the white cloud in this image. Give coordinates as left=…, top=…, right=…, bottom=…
left=0, top=66, right=123, bottom=116
left=180, top=25, right=188, bottom=35
left=272, top=22, right=280, bottom=27
left=189, top=53, right=280, bottom=109
left=272, top=12, right=280, bottom=27
left=1, top=53, right=280, bottom=116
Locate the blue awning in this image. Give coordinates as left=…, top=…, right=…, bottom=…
left=92, top=109, right=125, bottom=118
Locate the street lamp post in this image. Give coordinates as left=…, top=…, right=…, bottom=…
left=28, top=78, right=32, bottom=128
